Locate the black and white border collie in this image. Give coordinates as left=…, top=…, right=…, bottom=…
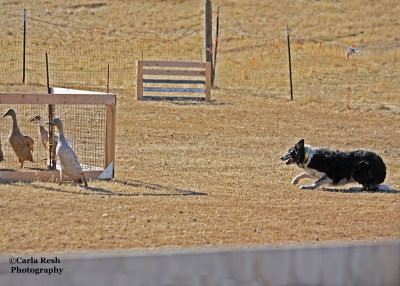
left=280, top=139, right=386, bottom=191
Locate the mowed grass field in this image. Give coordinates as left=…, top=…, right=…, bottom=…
left=0, top=0, right=399, bottom=254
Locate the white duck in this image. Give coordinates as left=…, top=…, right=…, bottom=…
left=27, top=114, right=54, bottom=149
left=49, top=118, right=87, bottom=187
left=27, top=114, right=57, bottom=163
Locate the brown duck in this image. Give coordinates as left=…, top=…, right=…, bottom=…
left=2, top=109, right=34, bottom=168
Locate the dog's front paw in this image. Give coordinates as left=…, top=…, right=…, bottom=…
left=300, top=185, right=316, bottom=190
left=292, top=176, right=301, bottom=185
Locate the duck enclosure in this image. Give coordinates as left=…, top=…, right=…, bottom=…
left=0, top=93, right=116, bottom=182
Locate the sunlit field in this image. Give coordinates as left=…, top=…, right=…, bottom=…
left=0, top=0, right=399, bottom=254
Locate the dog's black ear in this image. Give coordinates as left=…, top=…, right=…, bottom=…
left=296, top=139, right=304, bottom=149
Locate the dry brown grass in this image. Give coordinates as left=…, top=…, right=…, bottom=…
left=0, top=89, right=399, bottom=254
left=0, top=0, right=399, bottom=254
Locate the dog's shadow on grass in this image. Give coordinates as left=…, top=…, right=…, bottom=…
left=25, top=179, right=207, bottom=197
left=320, top=187, right=400, bottom=194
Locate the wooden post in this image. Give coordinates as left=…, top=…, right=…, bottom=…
left=46, top=53, right=50, bottom=94
left=286, top=25, right=293, bottom=101
left=22, top=9, right=26, bottom=84
left=205, top=62, right=211, bottom=102
left=107, top=64, right=110, bottom=93
left=105, top=104, right=116, bottom=176
left=136, top=60, right=143, bottom=100
left=46, top=53, right=55, bottom=169
left=205, top=0, right=213, bottom=65
left=212, top=6, right=219, bottom=87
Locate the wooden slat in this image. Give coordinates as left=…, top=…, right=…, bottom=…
left=143, top=87, right=205, bottom=93
left=142, top=96, right=206, bottom=101
left=0, top=94, right=116, bottom=105
left=143, top=79, right=205, bottom=85
left=136, top=60, right=211, bottom=101
left=143, top=69, right=205, bottom=77
left=204, top=62, right=212, bottom=102
left=143, top=60, right=206, bottom=68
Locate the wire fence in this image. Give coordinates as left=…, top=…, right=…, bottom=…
left=0, top=104, right=105, bottom=171
left=0, top=8, right=399, bottom=108
left=0, top=105, right=48, bottom=170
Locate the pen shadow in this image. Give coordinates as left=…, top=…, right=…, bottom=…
left=24, top=179, right=207, bottom=197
